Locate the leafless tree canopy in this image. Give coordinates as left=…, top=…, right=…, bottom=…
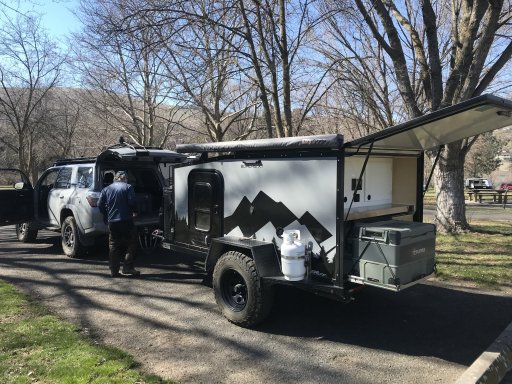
left=318, top=0, right=512, bottom=232
left=0, top=0, right=511, bottom=230
left=0, top=11, right=65, bottom=181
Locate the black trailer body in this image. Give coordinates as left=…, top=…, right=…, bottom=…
left=156, top=94, right=512, bottom=327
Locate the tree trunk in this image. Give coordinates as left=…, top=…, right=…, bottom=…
left=433, top=141, right=468, bottom=233
left=279, top=0, right=292, bottom=137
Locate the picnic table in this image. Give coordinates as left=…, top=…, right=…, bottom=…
left=467, top=189, right=509, bottom=204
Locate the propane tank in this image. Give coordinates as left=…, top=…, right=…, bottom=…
left=281, top=230, right=306, bottom=281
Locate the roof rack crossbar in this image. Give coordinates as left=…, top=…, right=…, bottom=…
left=53, top=157, right=97, bottom=166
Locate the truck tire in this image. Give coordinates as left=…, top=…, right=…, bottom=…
left=213, top=251, right=273, bottom=327
left=16, top=223, right=38, bottom=243
left=61, top=216, right=85, bottom=258
left=137, top=230, right=160, bottom=254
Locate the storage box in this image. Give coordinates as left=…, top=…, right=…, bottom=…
left=351, top=220, right=436, bottom=288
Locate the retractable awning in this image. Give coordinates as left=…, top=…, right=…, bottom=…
left=344, top=95, right=512, bottom=152
left=176, top=134, right=343, bottom=153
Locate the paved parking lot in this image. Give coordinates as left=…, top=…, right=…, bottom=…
left=1, top=226, right=511, bottom=383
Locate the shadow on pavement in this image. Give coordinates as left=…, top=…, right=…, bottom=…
left=1, top=226, right=511, bottom=368
left=259, top=284, right=512, bottom=366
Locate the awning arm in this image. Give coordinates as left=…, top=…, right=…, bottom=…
left=423, top=145, right=444, bottom=197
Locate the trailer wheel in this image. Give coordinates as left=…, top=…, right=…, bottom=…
left=16, top=223, right=38, bottom=243
left=61, top=216, right=85, bottom=258
left=213, top=251, right=273, bottom=327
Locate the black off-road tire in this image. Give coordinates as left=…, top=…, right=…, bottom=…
left=61, top=216, right=85, bottom=258
left=16, top=222, right=38, bottom=243
left=213, top=251, right=274, bottom=327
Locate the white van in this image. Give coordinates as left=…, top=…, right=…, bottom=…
left=465, top=178, right=493, bottom=189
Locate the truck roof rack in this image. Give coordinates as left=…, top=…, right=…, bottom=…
left=53, top=138, right=170, bottom=167
left=53, top=157, right=97, bottom=166
left=105, top=136, right=164, bottom=152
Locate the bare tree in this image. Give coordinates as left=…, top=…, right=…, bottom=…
left=464, top=133, right=504, bottom=178
left=227, top=0, right=335, bottom=138
left=129, top=0, right=336, bottom=139
left=38, top=90, right=82, bottom=160
left=315, top=6, right=405, bottom=140
left=73, top=0, right=185, bottom=147
left=149, top=0, right=264, bottom=142
left=0, top=11, right=64, bottom=181
left=322, top=0, right=512, bottom=232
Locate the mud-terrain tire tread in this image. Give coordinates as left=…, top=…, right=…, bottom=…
left=213, top=251, right=273, bottom=327
left=61, top=216, right=85, bottom=258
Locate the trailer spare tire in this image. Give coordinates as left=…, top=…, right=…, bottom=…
left=213, top=251, right=273, bottom=327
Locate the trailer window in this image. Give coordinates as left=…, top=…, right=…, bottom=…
left=193, top=182, right=212, bottom=231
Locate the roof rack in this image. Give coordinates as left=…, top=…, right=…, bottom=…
left=53, top=157, right=97, bottom=166
left=105, top=136, right=163, bottom=152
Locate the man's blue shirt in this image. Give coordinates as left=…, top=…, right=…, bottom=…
left=98, top=181, right=137, bottom=223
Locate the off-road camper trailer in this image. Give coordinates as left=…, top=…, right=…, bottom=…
left=3, top=96, right=509, bottom=326
left=155, top=94, right=512, bottom=327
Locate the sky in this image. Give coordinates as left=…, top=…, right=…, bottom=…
left=5, top=0, right=81, bottom=40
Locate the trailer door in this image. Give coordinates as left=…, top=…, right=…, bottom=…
left=188, top=169, right=223, bottom=248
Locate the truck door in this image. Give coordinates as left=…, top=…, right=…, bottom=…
left=188, top=169, right=223, bottom=248
left=0, top=168, right=34, bottom=226
left=47, top=167, right=74, bottom=226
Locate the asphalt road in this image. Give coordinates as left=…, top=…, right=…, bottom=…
left=1, top=226, right=511, bottom=383
left=424, top=204, right=511, bottom=222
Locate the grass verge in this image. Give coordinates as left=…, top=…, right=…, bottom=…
left=434, top=221, right=512, bottom=291
left=0, top=280, right=174, bottom=384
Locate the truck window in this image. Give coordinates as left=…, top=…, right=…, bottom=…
left=54, top=168, right=73, bottom=189
left=77, top=167, right=93, bottom=188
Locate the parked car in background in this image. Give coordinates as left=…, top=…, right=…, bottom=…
left=0, top=143, right=185, bottom=258
left=464, top=177, right=493, bottom=189
left=498, top=182, right=512, bottom=191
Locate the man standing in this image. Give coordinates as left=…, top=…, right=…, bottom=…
left=98, top=171, right=140, bottom=277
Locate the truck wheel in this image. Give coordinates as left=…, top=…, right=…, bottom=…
left=61, top=216, right=85, bottom=258
left=16, top=223, right=38, bottom=243
left=213, top=251, right=273, bottom=327
left=137, top=230, right=160, bottom=254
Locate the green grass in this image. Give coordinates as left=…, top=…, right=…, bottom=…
left=423, top=189, right=511, bottom=290
left=0, top=281, right=174, bottom=384
left=434, top=221, right=512, bottom=290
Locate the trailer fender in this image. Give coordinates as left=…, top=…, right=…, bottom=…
left=205, top=237, right=282, bottom=278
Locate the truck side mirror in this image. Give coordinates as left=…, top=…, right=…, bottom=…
left=14, top=182, right=26, bottom=190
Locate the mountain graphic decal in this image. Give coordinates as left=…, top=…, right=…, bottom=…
left=224, top=191, right=332, bottom=244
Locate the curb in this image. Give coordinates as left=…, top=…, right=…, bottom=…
left=455, top=321, right=512, bottom=384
